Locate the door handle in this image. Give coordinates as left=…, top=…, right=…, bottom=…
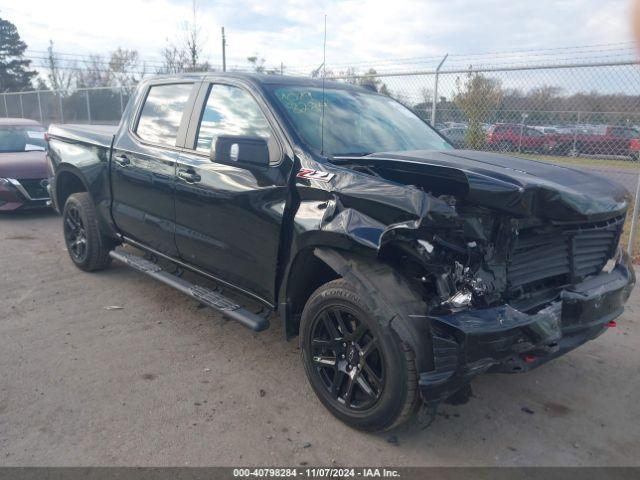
left=177, top=169, right=201, bottom=183
left=114, top=154, right=130, bottom=166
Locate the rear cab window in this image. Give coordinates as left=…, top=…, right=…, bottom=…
left=135, top=83, right=194, bottom=147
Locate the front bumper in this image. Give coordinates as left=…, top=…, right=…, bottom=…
left=0, top=178, right=50, bottom=211
left=419, top=252, right=636, bottom=405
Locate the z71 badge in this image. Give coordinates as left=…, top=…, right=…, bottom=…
left=296, top=168, right=335, bottom=182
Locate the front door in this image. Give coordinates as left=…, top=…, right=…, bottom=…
left=173, top=81, right=291, bottom=303
left=111, top=82, right=199, bottom=256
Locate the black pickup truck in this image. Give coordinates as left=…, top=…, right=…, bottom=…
left=47, top=73, right=636, bottom=431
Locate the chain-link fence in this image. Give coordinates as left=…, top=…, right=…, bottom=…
left=1, top=86, right=132, bottom=126
left=331, top=60, right=640, bottom=259
left=1, top=60, right=639, bottom=257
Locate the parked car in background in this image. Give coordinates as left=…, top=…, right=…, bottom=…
left=550, top=125, right=639, bottom=158
left=0, top=118, right=50, bottom=211
left=440, top=126, right=468, bottom=148
left=486, top=123, right=551, bottom=153
left=444, top=121, right=468, bottom=129
left=532, top=126, right=560, bottom=135
left=628, top=137, right=640, bottom=161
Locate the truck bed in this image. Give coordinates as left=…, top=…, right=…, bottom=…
left=48, top=123, right=117, bottom=149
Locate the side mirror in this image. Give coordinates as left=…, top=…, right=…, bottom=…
left=212, top=135, right=270, bottom=169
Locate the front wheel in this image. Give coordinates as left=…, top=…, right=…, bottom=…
left=300, top=279, right=418, bottom=431
left=62, top=192, right=113, bottom=271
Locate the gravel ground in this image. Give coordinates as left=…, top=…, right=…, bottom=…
left=1, top=209, right=639, bottom=467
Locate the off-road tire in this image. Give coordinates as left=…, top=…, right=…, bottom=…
left=300, top=279, right=418, bottom=431
left=62, top=192, right=112, bottom=271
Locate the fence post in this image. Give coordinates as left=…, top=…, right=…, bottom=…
left=3, top=94, right=7, bottom=116
left=119, top=88, right=124, bottom=115
left=37, top=91, right=43, bottom=123
left=627, top=172, right=640, bottom=257
left=572, top=111, right=581, bottom=154
left=85, top=90, right=91, bottom=124
left=19, top=94, right=24, bottom=118
left=431, top=54, right=448, bottom=126
left=58, top=92, right=64, bottom=123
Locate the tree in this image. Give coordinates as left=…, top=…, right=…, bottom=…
left=247, top=55, right=265, bottom=73
left=46, top=40, right=74, bottom=94
left=0, top=17, right=36, bottom=92
left=184, top=0, right=203, bottom=71
left=74, top=54, right=112, bottom=88
left=158, top=1, right=210, bottom=74
left=454, top=71, right=503, bottom=149
left=159, top=45, right=190, bottom=74
left=109, top=48, right=145, bottom=91
left=357, top=68, right=389, bottom=95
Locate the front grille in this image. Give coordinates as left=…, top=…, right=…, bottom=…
left=507, top=216, right=623, bottom=292
left=18, top=179, right=48, bottom=199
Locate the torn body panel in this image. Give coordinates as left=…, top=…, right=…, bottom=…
left=287, top=148, right=635, bottom=408
left=421, top=253, right=635, bottom=405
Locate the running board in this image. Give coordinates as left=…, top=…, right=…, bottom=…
left=109, top=250, right=270, bottom=332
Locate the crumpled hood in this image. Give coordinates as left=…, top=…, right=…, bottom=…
left=334, top=149, right=629, bottom=221
left=0, top=151, right=48, bottom=179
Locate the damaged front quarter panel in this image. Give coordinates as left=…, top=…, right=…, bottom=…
left=287, top=148, right=635, bottom=409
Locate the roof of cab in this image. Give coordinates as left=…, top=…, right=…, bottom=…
left=0, top=117, right=43, bottom=126
left=143, top=71, right=366, bottom=91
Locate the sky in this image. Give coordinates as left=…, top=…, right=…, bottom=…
left=0, top=0, right=635, bottom=74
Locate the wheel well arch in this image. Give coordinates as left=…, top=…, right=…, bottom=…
left=55, top=169, right=87, bottom=210
left=280, top=247, right=341, bottom=339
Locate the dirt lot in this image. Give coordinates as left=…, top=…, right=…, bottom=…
left=1, top=210, right=639, bottom=467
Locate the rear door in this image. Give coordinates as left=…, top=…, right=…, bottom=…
left=111, top=81, right=200, bottom=256
left=173, top=80, right=292, bottom=304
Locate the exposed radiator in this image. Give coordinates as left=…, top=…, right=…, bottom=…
left=507, top=216, right=624, bottom=291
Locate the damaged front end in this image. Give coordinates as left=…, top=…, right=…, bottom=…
left=420, top=249, right=635, bottom=405
left=304, top=149, right=637, bottom=406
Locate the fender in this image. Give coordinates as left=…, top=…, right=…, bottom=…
left=52, top=162, right=118, bottom=239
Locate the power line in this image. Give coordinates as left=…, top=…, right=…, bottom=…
left=28, top=40, right=637, bottom=72
left=289, top=41, right=638, bottom=69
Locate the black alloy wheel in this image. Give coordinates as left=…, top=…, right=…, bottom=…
left=309, top=306, right=385, bottom=410
left=64, top=205, right=88, bottom=262
left=300, top=279, right=419, bottom=431
left=62, top=192, right=113, bottom=271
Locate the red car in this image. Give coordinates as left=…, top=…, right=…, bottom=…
left=486, top=123, right=551, bottom=153
left=0, top=118, right=50, bottom=211
left=551, top=126, right=639, bottom=158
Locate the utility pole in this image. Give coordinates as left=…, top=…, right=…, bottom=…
left=221, top=27, right=227, bottom=72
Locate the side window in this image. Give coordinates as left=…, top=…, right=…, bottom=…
left=196, top=84, right=277, bottom=162
left=136, top=83, right=193, bottom=147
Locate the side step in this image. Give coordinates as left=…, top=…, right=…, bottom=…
left=109, top=250, right=270, bottom=332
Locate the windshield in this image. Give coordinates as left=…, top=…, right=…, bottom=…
left=268, top=86, right=452, bottom=156
left=0, top=126, right=46, bottom=153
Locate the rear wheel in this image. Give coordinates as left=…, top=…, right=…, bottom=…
left=300, top=279, right=418, bottom=431
left=62, top=192, right=113, bottom=271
